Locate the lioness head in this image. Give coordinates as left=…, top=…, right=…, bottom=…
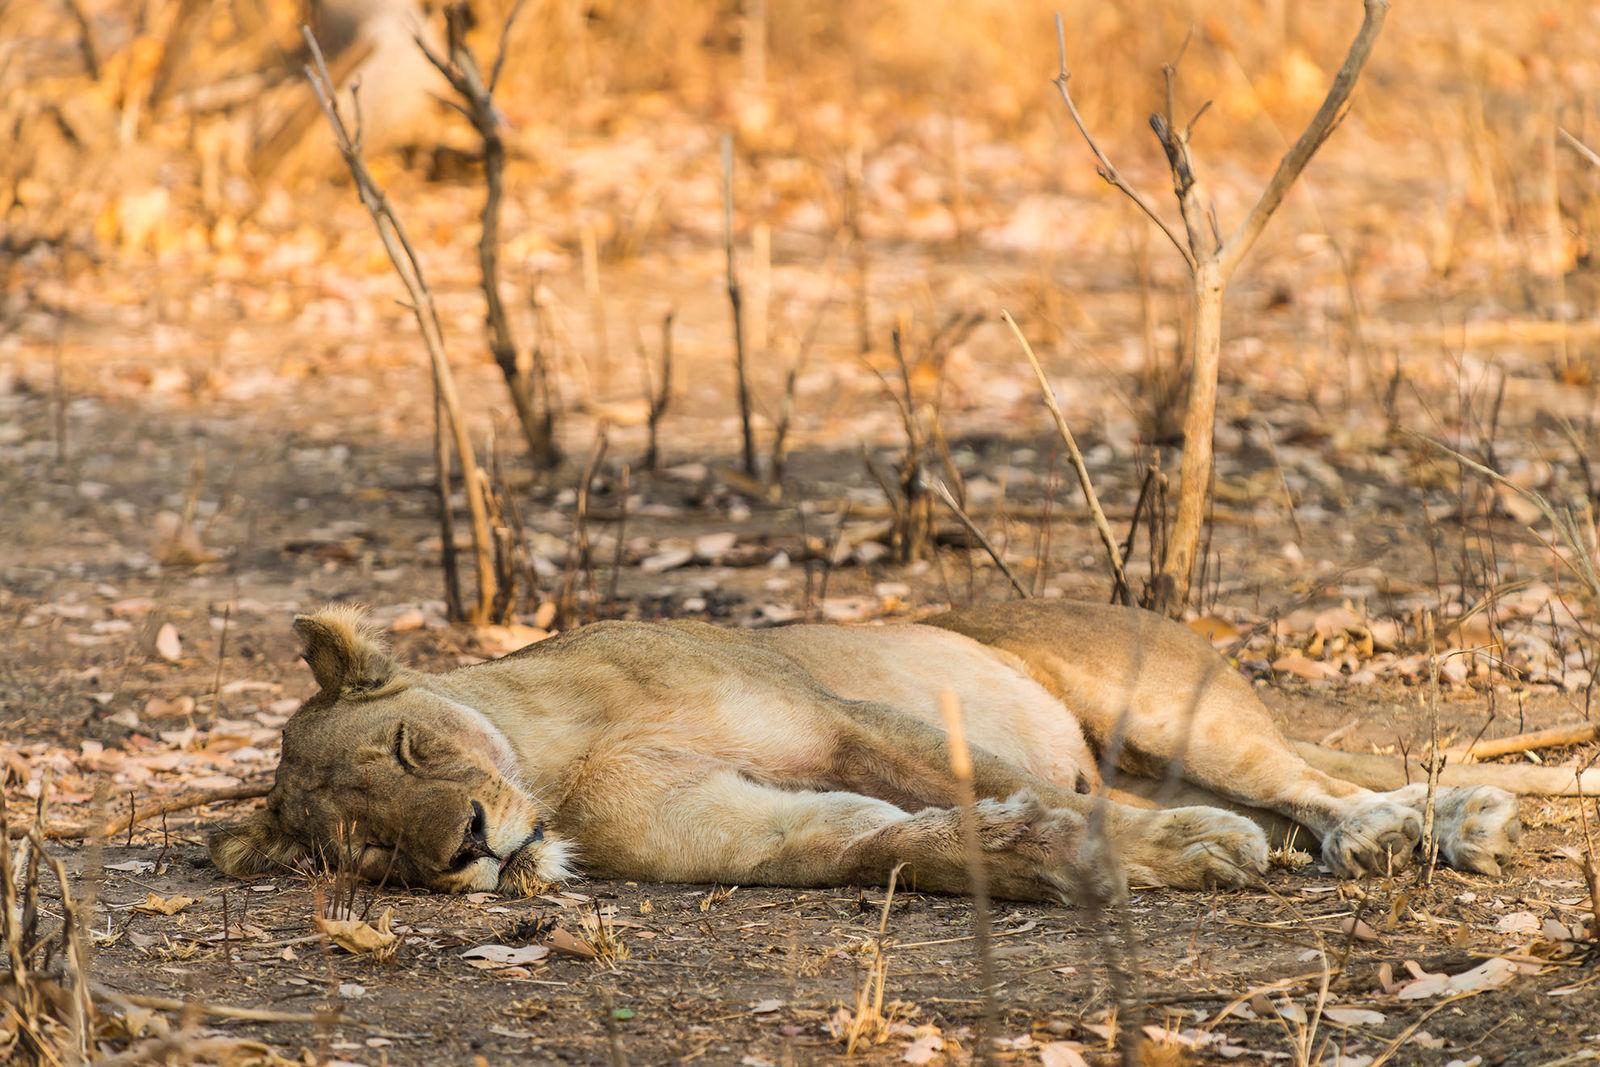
left=209, top=606, right=572, bottom=894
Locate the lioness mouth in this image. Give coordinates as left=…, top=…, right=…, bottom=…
left=497, top=826, right=553, bottom=896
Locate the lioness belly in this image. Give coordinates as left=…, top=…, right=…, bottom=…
left=752, top=623, right=1098, bottom=792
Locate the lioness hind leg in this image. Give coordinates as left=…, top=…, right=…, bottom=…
left=928, top=601, right=1521, bottom=880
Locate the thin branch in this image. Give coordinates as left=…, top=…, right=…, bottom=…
left=724, top=133, right=758, bottom=477
left=302, top=26, right=500, bottom=620
left=1003, top=310, right=1132, bottom=602
left=1220, top=0, right=1391, bottom=279
left=488, top=0, right=530, bottom=94
left=1053, top=13, right=1195, bottom=272
left=1559, top=128, right=1600, bottom=172
left=930, top=479, right=1029, bottom=598
left=10, top=782, right=272, bottom=841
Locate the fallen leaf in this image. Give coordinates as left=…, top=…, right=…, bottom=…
left=133, top=893, right=196, bottom=915
left=751, top=998, right=783, bottom=1014
left=1322, top=1006, right=1387, bottom=1027
left=1340, top=916, right=1381, bottom=942
left=1493, top=911, right=1540, bottom=936
left=144, top=695, right=196, bottom=718
left=1039, top=1042, right=1092, bottom=1067
left=315, top=907, right=399, bottom=959
left=544, top=926, right=598, bottom=959
left=154, top=624, right=183, bottom=663
left=901, top=1031, right=944, bottom=1064
left=460, top=944, right=551, bottom=968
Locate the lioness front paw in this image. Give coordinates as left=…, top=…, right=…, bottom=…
left=1322, top=797, right=1421, bottom=878
left=1120, top=806, right=1269, bottom=890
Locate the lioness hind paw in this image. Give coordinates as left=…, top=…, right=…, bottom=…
left=1322, top=798, right=1422, bottom=879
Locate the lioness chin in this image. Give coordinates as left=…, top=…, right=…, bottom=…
left=212, top=601, right=1588, bottom=901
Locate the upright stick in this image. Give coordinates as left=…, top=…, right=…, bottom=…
left=302, top=28, right=499, bottom=621
left=938, top=691, right=997, bottom=1067
left=723, top=133, right=758, bottom=477
left=1004, top=310, right=1131, bottom=602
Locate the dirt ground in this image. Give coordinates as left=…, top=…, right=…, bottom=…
left=4, top=243, right=1600, bottom=1063
left=6, top=2, right=1600, bottom=1060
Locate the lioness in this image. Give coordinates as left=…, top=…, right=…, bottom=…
left=211, top=601, right=1594, bottom=902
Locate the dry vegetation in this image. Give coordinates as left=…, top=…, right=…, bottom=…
left=5, top=0, right=1600, bottom=1063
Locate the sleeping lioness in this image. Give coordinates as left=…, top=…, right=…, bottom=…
left=210, top=601, right=1596, bottom=902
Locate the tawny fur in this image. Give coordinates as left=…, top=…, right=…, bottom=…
left=210, top=601, right=1558, bottom=900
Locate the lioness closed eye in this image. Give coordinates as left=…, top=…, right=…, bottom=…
left=212, top=601, right=1592, bottom=901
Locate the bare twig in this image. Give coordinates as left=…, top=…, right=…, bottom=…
left=1220, top=0, right=1392, bottom=279
left=1051, top=1, right=1389, bottom=614
left=642, top=311, right=674, bottom=471
left=302, top=28, right=499, bottom=621
left=937, top=691, right=997, bottom=1067
left=1560, top=128, right=1600, bottom=172
left=1452, top=723, right=1600, bottom=761
left=10, top=782, right=272, bottom=841
left=1052, top=14, right=1192, bottom=271
left=930, top=479, right=1029, bottom=598
left=723, top=133, right=758, bottom=477
left=92, top=986, right=336, bottom=1025
left=1003, top=310, right=1131, bottom=602
left=415, top=1, right=556, bottom=467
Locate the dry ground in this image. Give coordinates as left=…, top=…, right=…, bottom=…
left=4, top=254, right=1599, bottom=1063
left=6, top=1, right=1600, bottom=1059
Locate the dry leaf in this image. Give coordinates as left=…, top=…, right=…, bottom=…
left=1039, top=1042, right=1092, bottom=1067
left=315, top=907, right=398, bottom=959
left=154, top=623, right=183, bottom=663
left=544, top=926, right=598, bottom=959
left=1493, top=911, right=1540, bottom=936
left=144, top=694, right=196, bottom=718
left=901, top=1030, right=944, bottom=1064
left=460, top=943, right=551, bottom=968
left=1322, top=1006, right=1387, bottom=1027
left=134, top=893, right=196, bottom=915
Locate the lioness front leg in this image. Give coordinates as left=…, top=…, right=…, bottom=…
left=830, top=702, right=1268, bottom=890
left=566, top=754, right=1113, bottom=903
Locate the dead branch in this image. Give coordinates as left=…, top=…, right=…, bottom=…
left=302, top=27, right=499, bottom=622
left=1052, top=1, right=1389, bottom=614
left=937, top=691, right=997, bottom=1066
left=1453, top=723, right=1600, bottom=762
left=723, top=133, right=758, bottom=477
left=1220, top=1, right=1392, bottom=279
left=9, top=782, right=272, bottom=841
left=1052, top=14, right=1191, bottom=270
left=1560, top=128, right=1600, bottom=172
left=92, top=986, right=334, bottom=1026
left=642, top=311, right=674, bottom=471
left=930, top=479, right=1029, bottom=598
left=1003, top=310, right=1131, bottom=602
left=415, top=0, right=557, bottom=468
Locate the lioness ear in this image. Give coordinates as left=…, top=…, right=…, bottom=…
left=292, top=605, right=396, bottom=693
left=209, top=808, right=307, bottom=877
